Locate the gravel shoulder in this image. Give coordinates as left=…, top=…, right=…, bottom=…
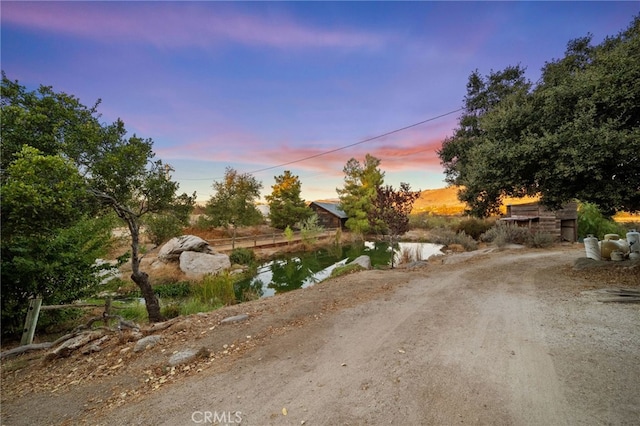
left=2, top=244, right=639, bottom=425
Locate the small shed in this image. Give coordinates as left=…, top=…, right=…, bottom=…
left=501, top=201, right=578, bottom=242
left=309, top=201, right=348, bottom=229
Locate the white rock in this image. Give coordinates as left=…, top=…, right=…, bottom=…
left=348, top=255, right=371, bottom=270
left=158, top=235, right=213, bottom=261
left=179, top=251, right=231, bottom=278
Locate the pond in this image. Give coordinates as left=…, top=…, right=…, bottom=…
left=235, top=241, right=443, bottom=299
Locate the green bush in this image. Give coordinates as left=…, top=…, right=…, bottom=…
left=577, top=202, right=627, bottom=239
left=195, top=273, right=236, bottom=306
left=283, top=225, right=294, bottom=243
left=428, top=228, right=478, bottom=251
left=194, top=215, right=214, bottom=230
left=455, top=217, right=495, bottom=240
left=298, top=213, right=324, bottom=246
left=161, top=302, right=182, bottom=319
left=153, top=282, right=192, bottom=298
left=144, top=214, right=184, bottom=246
left=229, top=247, right=256, bottom=265
left=126, top=281, right=192, bottom=299
left=38, top=308, right=85, bottom=335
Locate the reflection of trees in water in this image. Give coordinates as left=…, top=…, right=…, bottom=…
left=269, top=255, right=322, bottom=292
left=345, top=241, right=393, bottom=266
left=235, top=242, right=397, bottom=299
left=235, top=278, right=265, bottom=301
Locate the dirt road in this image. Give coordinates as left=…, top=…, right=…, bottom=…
left=2, top=245, right=639, bottom=425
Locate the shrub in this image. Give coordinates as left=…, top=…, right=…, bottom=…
left=481, top=222, right=531, bottom=247
left=145, top=214, right=184, bottom=246
left=428, top=228, right=478, bottom=251
left=283, top=225, right=294, bottom=243
left=298, top=213, right=323, bottom=246
left=161, top=302, right=182, bottom=319
left=526, top=231, right=554, bottom=248
left=153, top=282, right=192, bottom=298
left=455, top=217, right=495, bottom=240
left=125, top=281, right=192, bottom=299
left=229, top=247, right=255, bottom=265
left=409, top=213, right=460, bottom=230
left=194, top=215, right=214, bottom=230
left=577, top=202, right=627, bottom=239
left=194, top=273, right=236, bottom=306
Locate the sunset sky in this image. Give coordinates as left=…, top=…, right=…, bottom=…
left=2, top=2, right=638, bottom=202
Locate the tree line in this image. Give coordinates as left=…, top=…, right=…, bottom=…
left=1, top=72, right=416, bottom=336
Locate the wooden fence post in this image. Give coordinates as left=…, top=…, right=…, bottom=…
left=20, top=297, right=43, bottom=346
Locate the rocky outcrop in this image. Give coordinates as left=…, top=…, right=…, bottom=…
left=179, top=251, right=231, bottom=279
left=158, top=235, right=213, bottom=261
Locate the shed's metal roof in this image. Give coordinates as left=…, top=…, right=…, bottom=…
left=310, top=201, right=348, bottom=219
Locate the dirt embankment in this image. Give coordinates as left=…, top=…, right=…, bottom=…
left=1, top=244, right=639, bottom=425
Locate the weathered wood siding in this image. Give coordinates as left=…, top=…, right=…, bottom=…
left=505, top=202, right=577, bottom=242
left=310, top=205, right=343, bottom=229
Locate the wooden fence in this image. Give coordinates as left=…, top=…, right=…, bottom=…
left=207, top=227, right=340, bottom=250
left=20, top=297, right=115, bottom=346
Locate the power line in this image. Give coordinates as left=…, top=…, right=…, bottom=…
left=182, top=107, right=462, bottom=180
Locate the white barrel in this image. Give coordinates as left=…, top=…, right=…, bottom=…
left=627, top=230, right=640, bottom=253
left=584, top=235, right=601, bottom=260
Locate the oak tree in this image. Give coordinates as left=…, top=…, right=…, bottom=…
left=1, top=75, right=194, bottom=324
left=438, top=17, right=640, bottom=217
left=205, top=167, right=263, bottom=243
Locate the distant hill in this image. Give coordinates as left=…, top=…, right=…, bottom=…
left=309, top=187, right=537, bottom=216
left=412, top=187, right=538, bottom=216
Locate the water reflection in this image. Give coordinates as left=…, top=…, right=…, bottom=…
left=235, top=241, right=443, bottom=299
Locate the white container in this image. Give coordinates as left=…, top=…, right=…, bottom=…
left=627, top=230, right=640, bottom=253
left=584, top=235, right=601, bottom=261
left=610, top=250, right=624, bottom=261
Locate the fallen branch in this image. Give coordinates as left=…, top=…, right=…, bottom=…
left=143, top=317, right=181, bottom=334
left=1, top=342, right=54, bottom=360
left=2, top=315, right=140, bottom=361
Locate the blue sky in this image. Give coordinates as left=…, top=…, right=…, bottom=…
left=2, top=1, right=638, bottom=202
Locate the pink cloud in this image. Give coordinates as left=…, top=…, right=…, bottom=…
left=154, top=117, right=451, bottom=178
left=3, top=2, right=386, bottom=50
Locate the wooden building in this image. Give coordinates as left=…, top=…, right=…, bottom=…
left=501, top=201, right=578, bottom=242
left=309, top=201, right=348, bottom=229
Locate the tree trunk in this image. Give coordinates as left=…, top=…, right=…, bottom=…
left=131, top=270, right=163, bottom=322
left=127, top=213, right=164, bottom=322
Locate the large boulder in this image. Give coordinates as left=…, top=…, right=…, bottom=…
left=348, top=255, right=371, bottom=270
left=158, top=235, right=213, bottom=261
left=179, top=251, right=231, bottom=278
